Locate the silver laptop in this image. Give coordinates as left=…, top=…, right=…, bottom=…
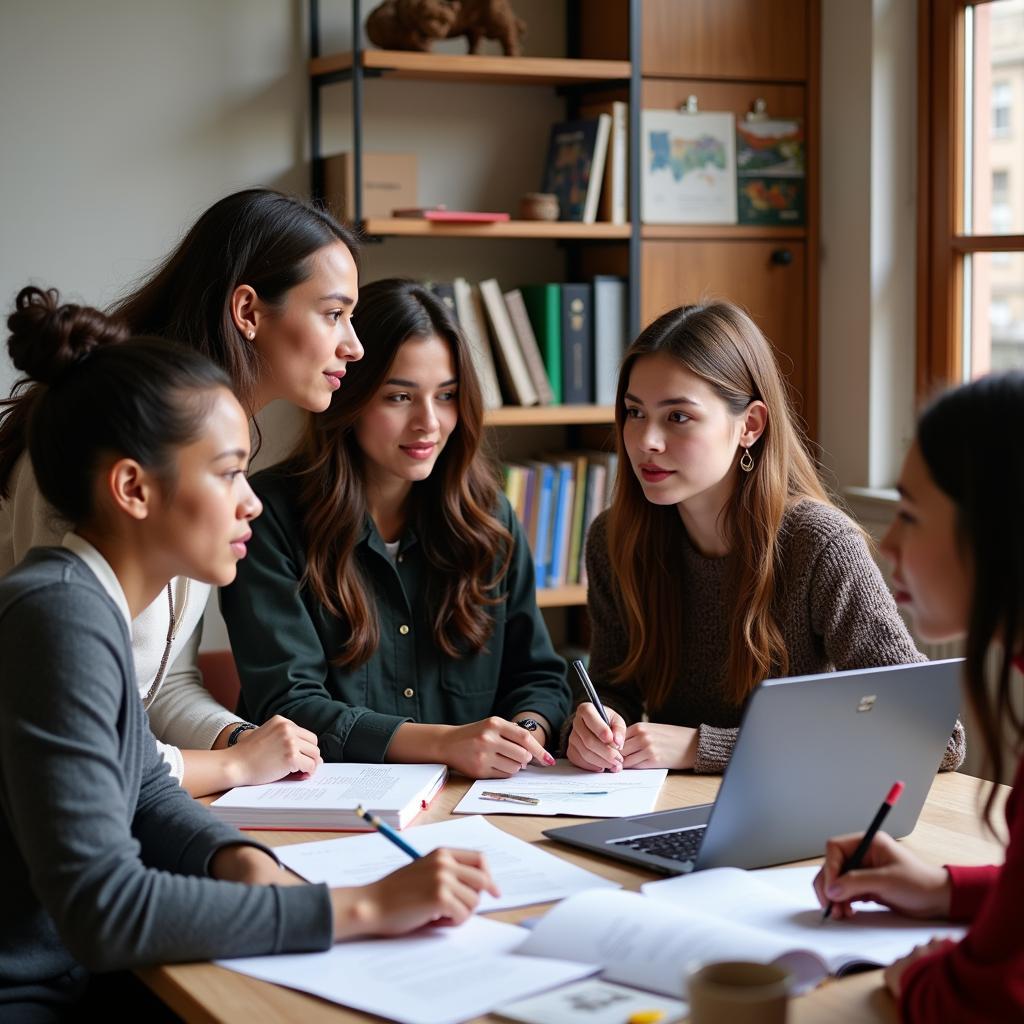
left=544, top=660, right=962, bottom=875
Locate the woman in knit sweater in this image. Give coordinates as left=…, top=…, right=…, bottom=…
left=566, top=302, right=964, bottom=775
left=813, top=372, right=1023, bottom=1021
left=0, top=189, right=364, bottom=796
left=0, top=288, right=496, bottom=1020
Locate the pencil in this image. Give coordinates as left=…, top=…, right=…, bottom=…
left=823, top=781, right=905, bottom=920
left=571, top=658, right=611, bottom=728
left=355, top=804, right=422, bottom=860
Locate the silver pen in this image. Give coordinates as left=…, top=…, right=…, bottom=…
left=571, top=658, right=611, bottom=727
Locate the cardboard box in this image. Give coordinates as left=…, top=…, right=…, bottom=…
left=323, top=152, right=417, bottom=220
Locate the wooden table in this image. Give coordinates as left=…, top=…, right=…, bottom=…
left=138, top=771, right=1006, bottom=1024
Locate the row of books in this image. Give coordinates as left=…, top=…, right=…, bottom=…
left=503, top=451, right=619, bottom=590
left=541, top=100, right=628, bottom=224
left=430, top=277, right=628, bottom=408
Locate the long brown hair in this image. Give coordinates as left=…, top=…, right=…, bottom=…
left=605, top=302, right=833, bottom=708
left=917, top=372, right=1024, bottom=826
left=290, top=278, right=512, bottom=668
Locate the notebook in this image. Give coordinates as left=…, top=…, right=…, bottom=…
left=518, top=870, right=965, bottom=997
left=209, top=762, right=447, bottom=831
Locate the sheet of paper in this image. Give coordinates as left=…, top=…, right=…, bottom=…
left=217, top=916, right=598, bottom=1024
left=644, top=866, right=965, bottom=970
left=496, top=978, right=687, bottom=1024
left=517, top=889, right=792, bottom=998
left=453, top=761, right=668, bottom=817
left=276, top=815, right=621, bottom=912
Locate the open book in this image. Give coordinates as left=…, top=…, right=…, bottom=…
left=209, top=762, right=447, bottom=831
left=518, top=867, right=966, bottom=996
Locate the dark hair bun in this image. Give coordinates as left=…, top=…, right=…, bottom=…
left=6, top=286, right=129, bottom=385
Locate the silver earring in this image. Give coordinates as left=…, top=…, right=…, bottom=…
left=247, top=329, right=255, bottom=340
left=739, top=446, right=754, bottom=472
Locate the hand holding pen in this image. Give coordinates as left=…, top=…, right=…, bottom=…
left=566, top=659, right=627, bottom=773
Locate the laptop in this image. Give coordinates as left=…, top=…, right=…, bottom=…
left=544, top=659, right=962, bottom=875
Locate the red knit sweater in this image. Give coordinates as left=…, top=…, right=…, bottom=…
left=900, top=663, right=1024, bottom=1021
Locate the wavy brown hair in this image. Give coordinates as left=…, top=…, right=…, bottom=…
left=289, top=278, right=512, bottom=668
left=917, top=372, right=1024, bottom=827
left=606, top=302, right=834, bottom=709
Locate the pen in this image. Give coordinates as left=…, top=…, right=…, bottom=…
left=480, top=791, right=540, bottom=805
left=571, top=658, right=611, bottom=728
left=355, top=804, right=422, bottom=860
left=823, top=780, right=905, bottom=920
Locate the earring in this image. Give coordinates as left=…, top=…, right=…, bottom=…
left=246, top=329, right=255, bottom=340
left=739, top=446, right=755, bottom=472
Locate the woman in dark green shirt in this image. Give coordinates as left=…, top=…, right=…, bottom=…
left=221, top=278, right=570, bottom=779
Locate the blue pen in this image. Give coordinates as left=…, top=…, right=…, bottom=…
left=355, top=804, right=422, bottom=860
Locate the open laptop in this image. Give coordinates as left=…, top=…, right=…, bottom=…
left=544, top=659, right=962, bottom=875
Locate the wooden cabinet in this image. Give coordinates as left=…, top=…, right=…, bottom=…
left=641, top=240, right=809, bottom=412
left=641, top=0, right=809, bottom=81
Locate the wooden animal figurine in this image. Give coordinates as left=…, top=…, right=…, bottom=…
left=366, top=0, right=527, bottom=57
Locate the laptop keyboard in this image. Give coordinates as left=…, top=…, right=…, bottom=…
left=608, top=825, right=707, bottom=863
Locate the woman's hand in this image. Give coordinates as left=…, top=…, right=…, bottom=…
left=620, top=722, right=698, bottom=770
left=331, top=848, right=500, bottom=940
left=228, top=715, right=322, bottom=786
left=566, top=703, right=626, bottom=772
left=884, top=938, right=956, bottom=998
left=812, top=831, right=953, bottom=921
left=432, top=718, right=556, bottom=779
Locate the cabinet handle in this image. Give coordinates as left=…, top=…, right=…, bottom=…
left=770, top=248, right=793, bottom=266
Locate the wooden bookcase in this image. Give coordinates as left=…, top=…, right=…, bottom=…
left=307, top=0, right=821, bottom=608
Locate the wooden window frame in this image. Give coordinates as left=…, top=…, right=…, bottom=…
left=917, top=0, right=1024, bottom=395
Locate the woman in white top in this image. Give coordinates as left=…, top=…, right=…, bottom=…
left=0, top=189, right=364, bottom=795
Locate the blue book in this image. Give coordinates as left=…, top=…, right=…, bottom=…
left=547, top=461, right=575, bottom=588
left=530, top=462, right=555, bottom=589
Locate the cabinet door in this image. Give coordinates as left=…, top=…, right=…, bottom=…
left=641, top=240, right=808, bottom=409
left=642, top=0, right=808, bottom=81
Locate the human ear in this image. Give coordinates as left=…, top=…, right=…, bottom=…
left=740, top=400, right=768, bottom=448
left=106, top=458, right=155, bottom=521
left=229, top=284, right=261, bottom=341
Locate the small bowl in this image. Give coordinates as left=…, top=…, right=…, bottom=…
left=520, top=192, right=559, bottom=221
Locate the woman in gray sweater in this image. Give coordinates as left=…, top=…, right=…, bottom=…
left=566, top=302, right=965, bottom=775
left=0, top=288, right=496, bottom=1021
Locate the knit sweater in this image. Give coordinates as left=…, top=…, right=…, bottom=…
left=0, top=545, right=332, bottom=1012
left=581, top=499, right=966, bottom=773
left=0, top=453, right=238, bottom=780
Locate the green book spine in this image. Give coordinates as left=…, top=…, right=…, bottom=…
left=521, top=284, right=562, bottom=404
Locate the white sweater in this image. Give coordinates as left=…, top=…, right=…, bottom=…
left=0, top=453, right=239, bottom=780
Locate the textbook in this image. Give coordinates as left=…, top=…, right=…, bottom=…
left=209, top=762, right=447, bottom=831
left=514, top=868, right=965, bottom=999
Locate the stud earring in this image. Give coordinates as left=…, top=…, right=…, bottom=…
left=247, top=329, right=255, bottom=340
left=739, top=446, right=755, bottom=472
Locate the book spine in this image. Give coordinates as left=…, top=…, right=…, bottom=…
left=593, top=276, right=628, bottom=406
left=521, top=284, right=562, bottom=404
left=583, top=113, right=612, bottom=225
left=480, top=279, right=539, bottom=406
left=453, top=277, right=503, bottom=409
left=532, top=463, right=555, bottom=588
left=566, top=454, right=589, bottom=586
left=560, top=283, right=593, bottom=404
left=504, top=288, right=554, bottom=405
left=548, top=463, right=574, bottom=589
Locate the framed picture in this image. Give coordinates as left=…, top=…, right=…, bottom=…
left=736, top=118, right=806, bottom=226
left=640, top=109, right=737, bottom=225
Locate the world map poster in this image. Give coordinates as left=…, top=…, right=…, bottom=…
left=641, top=110, right=737, bottom=224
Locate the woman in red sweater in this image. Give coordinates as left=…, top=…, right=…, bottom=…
left=813, top=371, right=1024, bottom=1021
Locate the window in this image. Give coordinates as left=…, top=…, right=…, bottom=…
left=919, top=0, right=1024, bottom=387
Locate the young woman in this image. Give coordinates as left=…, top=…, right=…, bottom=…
left=0, top=289, right=496, bottom=1020
left=812, top=372, right=1024, bottom=1021
left=566, top=302, right=965, bottom=775
left=0, top=189, right=364, bottom=796
left=221, top=278, right=571, bottom=779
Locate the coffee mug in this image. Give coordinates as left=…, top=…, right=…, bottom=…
left=686, top=960, right=792, bottom=1024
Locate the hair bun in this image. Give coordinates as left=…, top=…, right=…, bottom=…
left=6, top=286, right=129, bottom=385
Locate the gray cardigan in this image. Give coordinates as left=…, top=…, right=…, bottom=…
left=0, top=548, right=332, bottom=1011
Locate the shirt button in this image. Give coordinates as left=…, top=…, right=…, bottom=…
left=403, top=688, right=414, bottom=698
left=399, top=624, right=410, bottom=635
left=397, top=554, right=404, bottom=563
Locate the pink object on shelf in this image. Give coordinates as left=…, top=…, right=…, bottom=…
left=391, top=206, right=511, bottom=222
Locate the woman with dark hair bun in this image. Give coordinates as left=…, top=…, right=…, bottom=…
left=814, top=372, right=1024, bottom=1022
left=0, top=189, right=364, bottom=796
left=0, top=287, right=496, bottom=1020
left=222, top=278, right=571, bottom=779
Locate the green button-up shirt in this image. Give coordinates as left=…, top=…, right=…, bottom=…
left=221, top=466, right=570, bottom=762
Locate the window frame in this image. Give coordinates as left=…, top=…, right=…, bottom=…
left=917, top=0, right=1024, bottom=394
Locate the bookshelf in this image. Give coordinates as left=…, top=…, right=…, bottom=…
left=361, top=218, right=631, bottom=241
left=484, top=405, right=615, bottom=428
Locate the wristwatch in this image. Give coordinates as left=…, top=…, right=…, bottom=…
left=226, top=722, right=257, bottom=746
left=515, top=717, right=545, bottom=740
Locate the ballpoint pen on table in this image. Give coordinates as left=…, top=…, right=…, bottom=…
left=355, top=804, right=422, bottom=860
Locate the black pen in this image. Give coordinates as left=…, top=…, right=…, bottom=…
left=823, top=780, right=905, bottom=920
left=571, top=658, right=611, bottom=728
